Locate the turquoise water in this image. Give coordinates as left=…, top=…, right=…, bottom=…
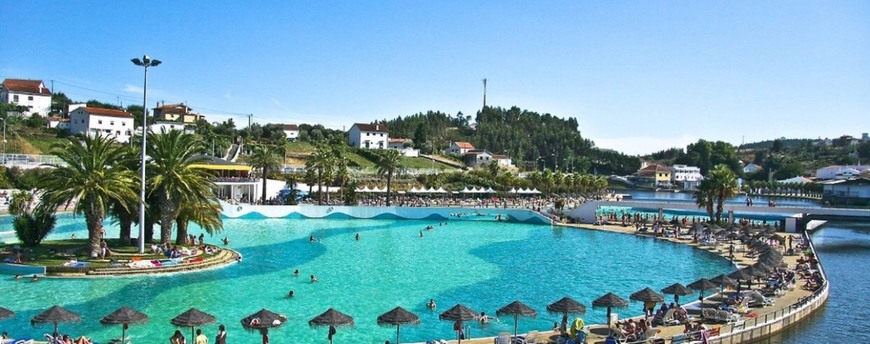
left=1, top=214, right=734, bottom=343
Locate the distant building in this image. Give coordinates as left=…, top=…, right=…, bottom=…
left=388, top=138, right=418, bottom=157
left=463, top=150, right=493, bottom=168
left=282, top=124, right=300, bottom=141
left=670, top=164, right=704, bottom=190
left=862, top=133, right=869, bottom=143
left=1, top=79, right=52, bottom=116
left=149, top=121, right=194, bottom=134
left=444, top=142, right=475, bottom=156
left=46, top=117, right=70, bottom=130
left=348, top=123, right=389, bottom=149
left=69, top=107, right=135, bottom=143
left=821, top=177, right=870, bottom=206
left=153, top=103, right=203, bottom=124
left=743, top=163, right=763, bottom=174
left=493, top=154, right=513, bottom=168
left=816, top=165, right=870, bottom=180
left=635, top=164, right=672, bottom=187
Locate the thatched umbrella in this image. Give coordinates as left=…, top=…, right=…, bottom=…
left=728, top=269, right=753, bottom=282
left=496, top=301, right=537, bottom=340
left=688, top=278, right=719, bottom=300
left=309, top=308, right=354, bottom=344
left=242, top=309, right=287, bottom=343
left=660, top=283, right=693, bottom=304
left=439, top=304, right=477, bottom=344
left=0, top=307, right=13, bottom=321
left=377, top=307, right=419, bottom=344
left=171, top=308, right=216, bottom=340
left=592, top=293, right=628, bottom=328
left=630, top=287, right=665, bottom=317
left=710, top=274, right=736, bottom=287
left=100, top=306, right=148, bottom=344
left=547, top=297, right=586, bottom=333
left=31, top=305, right=80, bottom=336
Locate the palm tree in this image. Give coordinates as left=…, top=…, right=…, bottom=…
left=147, top=130, right=217, bottom=244
left=306, top=144, right=335, bottom=205
left=175, top=198, right=224, bottom=244
left=487, top=160, right=500, bottom=178
left=376, top=149, right=402, bottom=206
left=245, top=145, right=283, bottom=204
left=709, top=165, right=738, bottom=223
left=693, top=181, right=715, bottom=221
left=39, top=134, right=138, bottom=257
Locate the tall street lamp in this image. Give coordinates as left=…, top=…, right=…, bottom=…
left=0, top=117, right=5, bottom=163
left=131, top=55, right=161, bottom=254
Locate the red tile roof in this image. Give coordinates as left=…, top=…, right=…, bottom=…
left=389, top=138, right=411, bottom=144
left=2, top=79, right=51, bottom=95
left=283, top=124, right=299, bottom=131
left=47, top=117, right=70, bottom=122
left=454, top=142, right=475, bottom=149
left=353, top=123, right=389, bottom=132
left=78, top=107, right=134, bottom=118
left=493, top=154, right=510, bottom=159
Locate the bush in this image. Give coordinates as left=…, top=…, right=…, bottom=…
left=13, top=208, right=57, bottom=246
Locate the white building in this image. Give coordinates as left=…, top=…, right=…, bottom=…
left=464, top=150, right=493, bottom=168
left=444, top=142, right=475, bottom=156
left=816, top=165, right=870, bottom=180
left=671, top=164, right=704, bottom=190
left=283, top=124, right=300, bottom=141
left=388, top=138, right=418, bottom=157
left=493, top=154, right=513, bottom=168
left=149, top=121, right=194, bottom=134
left=69, top=107, right=135, bottom=143
left=743, top=163, right=763, bottom=174
left=45, top=117, right=70, bottom=130
left=348, top=123, right=389, bottom=149
left=1, top=79, right=52, bottom=116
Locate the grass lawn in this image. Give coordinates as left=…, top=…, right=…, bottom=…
left=284, top=141, right=317, bottom=155
left=4, top=239, right=167, bottom=269
left=400, top=156, right=458, bottom=170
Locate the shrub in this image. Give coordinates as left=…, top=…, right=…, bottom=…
left=13, top=208, right=57, bottom=246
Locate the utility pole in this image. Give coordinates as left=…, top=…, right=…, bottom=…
left=482, top=78, right=487, bottom=110
left=248, top=114, right=253, bottom=129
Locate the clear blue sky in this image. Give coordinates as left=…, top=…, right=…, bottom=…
left=2, top=1, right=868, bottom=155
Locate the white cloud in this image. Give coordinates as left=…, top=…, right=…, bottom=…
left=123, top=84, right=143, bottom=93
left=592, top=134, right=699, bottom=156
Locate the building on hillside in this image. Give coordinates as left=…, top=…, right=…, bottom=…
left=463, top=150, right=493, bottom=168
left=153, top=103, right=203, bottom=124
left=387, top=138, right=418, bottom=157
left=635, top=164, right=672, bottom=188
left=149, top=121, right=194, bottom=134
left=348, top=123, right=389, bottom=149
left=444, top=142, right=475, bottom=156
left=282, top=124, right=300, bottom=141
left=821, top=177, right=870, bottom=206
left=46, top=117, right=70, bottom=130
left=1, top=79, right=52, bottom=116
left=743, top=163, right=763, bottom=174
left=815, top=165, right=870, bottom=180
left=671, top=164, right=704, bottom=190
left=69, top=107, right=135, bottom=143
left=493, top=154, right=513, bottom=168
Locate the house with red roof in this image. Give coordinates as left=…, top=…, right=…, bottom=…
left=348, top=123, right=389, bottom=149
left=69, top=107, right=135, bottom=143
left=1, top=79, right=53, bottom=116
left=153, top=103, right=203, bottom=124
left=444, top=141, right=475, bottom=156
left=282, top=124, right=300, bottom=141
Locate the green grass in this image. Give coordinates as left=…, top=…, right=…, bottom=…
left=284, top=141, right=317, bottom=155
left=400, top=156, right=457, bottom=170
left=345, top=152, right=376, bottom=168
left=5, top=239, right=167, bottom=269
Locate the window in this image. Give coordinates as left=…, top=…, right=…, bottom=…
left=27, top=96, right=33, bottom=101
left=98, top=120, right=103, bottom=125
left=122, top=122, right=126, bottom=126
left=366, top=132, right=370, bottom=136
left=380, top=133, right=384, bottom=137
left=110, top=121, right=115, bottom=126
left=12, top=95, right=18, bottom=103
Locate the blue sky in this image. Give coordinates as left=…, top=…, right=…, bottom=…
left=2, top=1, right=868, bottom=155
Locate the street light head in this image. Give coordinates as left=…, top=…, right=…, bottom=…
left=131, top=58, right=144, bottom=66
left=150, top=59, right=162, bottom=67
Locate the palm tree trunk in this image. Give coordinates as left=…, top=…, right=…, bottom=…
left=261, top=167, right=268, bottom=204
left=145, top=220, right=155, bottom=243
left=317, top=169, right=323, bottom=205
left=386, top=171, right=393, bottom=206
left=175, top=217, right=189, bottom=245
left=158, top=196, right=177, bottom=244
left=86, top=213, right=103, bottom=258
left=118, top=211, right=133, bottom=244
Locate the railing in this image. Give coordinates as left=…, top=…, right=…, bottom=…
left=0, top=154, right=66, bottom=168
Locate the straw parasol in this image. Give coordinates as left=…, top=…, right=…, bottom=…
left=688, top=278, right=719, bottom=300
left=171, top=308, right=216, bottom=340
left=0, top=307, right=13, bottom=321
left=496, top=301, right=537, bottom=340
left=547, top=297, right=586, bottom=333
left=309, top=308, right=354, bottom=344
left=31, top=305, right=81, bottom=336
left=439, top=304, right=477, bottom=344
left=377, top=307, right=419, bottom=344
left=728, top=269, right=754, bottom=281
left=710, top=274, right=736, bottom=287
left=100, top=306, right=148, bottom=344
left=592, top=293, right=629, bottom=328
left=660, top=283, right=693, bottom=304
left=241, top=308, right=287, bottom=343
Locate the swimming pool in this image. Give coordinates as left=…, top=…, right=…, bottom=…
left=1, top=213, right=733, bottom=343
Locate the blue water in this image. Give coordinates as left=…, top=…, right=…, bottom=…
left=625, top=191, right=821, bottom=208
left=0, top=214, right=734, bottom=343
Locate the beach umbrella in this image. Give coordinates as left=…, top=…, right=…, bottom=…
left=743, top=265, right=768, bottom=278
left=496, top=301, right=537, bottom=340
left=171, top=308, right=216, bottom=340
left=241, top=309, right=287, bottom=343
left=592, top=293, right=629, bottom=328
left=309, top=308, right=354, bottom=344
left=688, top=278, right=719, bottom=300
left=728, top=269, right=754, bottom=281
left=377, top=307, right=419, bottom=344
left=31, top=305, right=80, bottom=336
left=660, top=283, right=693, bottom=304
left=100, top=306, right=148, bottom=344
left=710, top=274, right=736, bottom=287
left=547, top=297, right=586, bottom=332
left=630, top=287, right=665, bottom=317
left=0, top=307, right=13, bottom=321
left=439, top=304, right=477, bottom=344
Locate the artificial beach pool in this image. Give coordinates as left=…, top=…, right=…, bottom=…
left=1, top=213, right=734, bottom=343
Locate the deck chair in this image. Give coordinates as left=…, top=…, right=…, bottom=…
left=514, top=330, right=539, bottom=344
left=661, top=309, right=679, bottom=326
left=670, top=334, right=686, bottom=344
left=745, top=291, right=774, bottom=307
left=494, top=333, right=511, bottom=344
left=714, top=310, right=740, bottom=323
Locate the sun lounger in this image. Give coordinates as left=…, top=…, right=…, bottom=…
left=493, top=333, right=511, bottom=344
left=514, top=330, right=539, bottom=344
left=744, top=291, right=774, bottom=307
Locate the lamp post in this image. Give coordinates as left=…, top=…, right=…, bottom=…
left=131, top=55, right=161, bottom=254
left=0, top=118, right=5, bottom=163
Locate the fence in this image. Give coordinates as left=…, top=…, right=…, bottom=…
left=0, top=154, right=66, bottom=168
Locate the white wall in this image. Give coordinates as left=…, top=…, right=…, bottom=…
left=284, top=129, right=299, bottom=140
left=1, top=90, right=51, bottom=116
left=348, top=126, right=389, bottom=149
left=69, top=109, right=135, bottom=143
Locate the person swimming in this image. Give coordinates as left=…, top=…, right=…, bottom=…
left=294, top=269, right=300, bottom=276
left=221, top=237, right=230, bottom=245
left=419, top=231, right=424, bottom=237
left=427, top=299, right=437, bottom=309
left=310, top=275, right=318, bottom=283
left=355, top=233, right=360, bottom=241
left=288, top=290, right=294, bottom=298
left=309, top=235, right=316, bottom=243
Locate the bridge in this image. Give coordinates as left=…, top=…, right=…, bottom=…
left=566, top=199, right=870, bottom=232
